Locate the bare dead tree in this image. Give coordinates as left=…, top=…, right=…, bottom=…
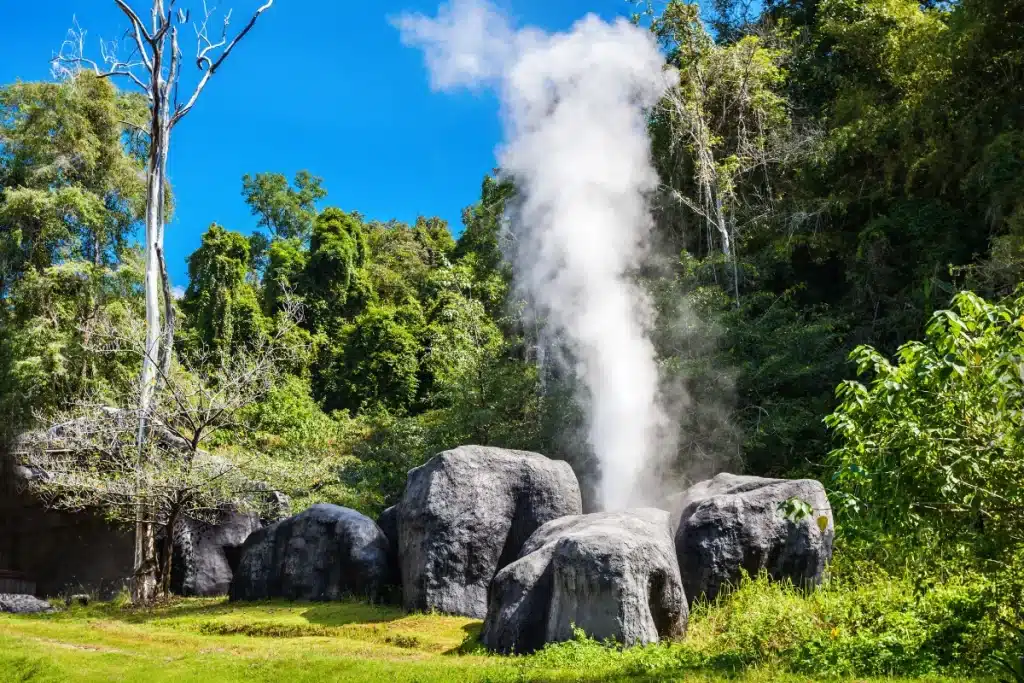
left=52, top=0, right=274, bottom=604
left=15, top=298, right=309, bottom=598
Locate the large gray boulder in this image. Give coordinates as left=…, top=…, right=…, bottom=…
left=672, top=473, right=834, bottom=605
left=482, top=508, right=687, bottom=654
left=398, top=446, right=582, bottom=618
left=0, top=594, right=54, bottom=614
left=172, top=509, right=262, bottom=597
left=229, top=504, right=392, bottom=602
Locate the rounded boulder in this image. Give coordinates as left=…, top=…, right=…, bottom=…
left=672, top=473, right=834, bottom=605
left=229, top=504, right=392, bottom=602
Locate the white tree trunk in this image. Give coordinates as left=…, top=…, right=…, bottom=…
left=132, top=144, right=162, bottom=604
left=132, top=101, right=167, bottom=604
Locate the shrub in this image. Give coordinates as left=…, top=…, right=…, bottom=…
left=827, top=290, right=1024, bottom=555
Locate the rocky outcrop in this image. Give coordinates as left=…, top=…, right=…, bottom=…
left=230, top=504, right=393, bottom=602
left=171, top=509, right=263, bottom=597
left=0, top=461, right=134, bottom=600
left=4, top=426, right=287, bottom=600
left=0, top=593, right=54, bottom=614
left=671, top=473, right=834, bottom=605
left=398, top=446, right=582, bottom=618
left=482, top=508, right=687, bottom=654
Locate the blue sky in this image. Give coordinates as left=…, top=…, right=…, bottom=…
left=0, top=0, right=627, bottom=286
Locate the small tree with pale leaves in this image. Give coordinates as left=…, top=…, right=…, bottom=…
left=14, top=299, right=317, bottom=598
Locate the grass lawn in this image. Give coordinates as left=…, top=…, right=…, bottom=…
left=0, top=598, right=975, bottom=682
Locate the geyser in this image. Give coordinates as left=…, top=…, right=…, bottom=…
left=395, top=0, right=675, bottom=510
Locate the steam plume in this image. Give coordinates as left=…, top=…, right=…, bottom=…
left=395, top=0, right=674, bottom=510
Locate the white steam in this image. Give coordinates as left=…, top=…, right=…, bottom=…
left=395, top=0, right=675, bottom=510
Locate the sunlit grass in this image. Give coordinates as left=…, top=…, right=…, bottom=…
left=0, top=591, right=987, bottom=682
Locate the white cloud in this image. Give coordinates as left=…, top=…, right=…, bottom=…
left=391, top=0, right=519, bottom=91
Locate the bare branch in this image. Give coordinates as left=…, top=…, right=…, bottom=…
left=171, top=0, right=273, bottom=126
left=113, top=0, right=156, bottom=70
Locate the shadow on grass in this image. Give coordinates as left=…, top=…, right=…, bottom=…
left=446, top=622, right=485, bottom=655
left=300, top=600, right=404, bottom=627
left=35, top=598, right=235, bottom=625
left=35, top=597, right=407, bottom=633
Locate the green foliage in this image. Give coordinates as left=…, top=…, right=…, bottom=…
left=0, top=260, right=143, bottom=427
left=320, top=302, right=424, bottom=414
left=303, top=207, right=372, bottom=334
left=181, top=224, right=269, bottom=356
left=0, top=74, right=146, bottom=437
left=827, top=290, right=1024, bottom=552
left=241, top=170, right=326, bottom=241
left=453, top=174, right=514, bottom=315
left=992, top=619, right=1024, bottom=683
left=262, top=236, right=307, bottom=316
left=689, top=569, right=998, bottom=678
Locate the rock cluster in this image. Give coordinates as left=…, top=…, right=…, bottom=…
left=195, top=449, right=837, bottom=654
left=7, top=434, right=834, bottom=657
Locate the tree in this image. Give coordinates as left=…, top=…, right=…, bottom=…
left=0, top=74, right=146, bottom=439
left=303, top=208, right=372, bottom=335
left=0, top=259, right=145, bottom=433
left=320, top=302, right=424, bottom=414
left=263, top=237, right=308, bottom=317
left=53, top=0, right=275, bottom=604
left=827, top=290, right=1024, bottom=558
left=365, top=217, right=455, bottom=307
left=648, top=0, right=797, bottom=300
left=454, top=174, right=515, bottom=316
left=242, top=170, right=327, bottom=242
left=181, top=224, right=268, bottom=357
left=0, top=75, right=145, bottom=297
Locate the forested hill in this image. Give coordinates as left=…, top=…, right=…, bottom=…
left=1, top=0, right=1022, bottom=556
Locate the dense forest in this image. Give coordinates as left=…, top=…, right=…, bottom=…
left=1, top=0, right=1023, bottom=677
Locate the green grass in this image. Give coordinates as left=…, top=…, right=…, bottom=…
left=0, top=591, right=982, bottom=682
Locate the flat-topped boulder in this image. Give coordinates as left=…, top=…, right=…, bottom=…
left=0, top=594, right=54, bottom=614
left=230, top=504, right=392, bottom=602
left=398, top=445, right=582, bottom=618
left=672, top=473, right=834, bottom=605
left=482, top=508, right=687, bottom=654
